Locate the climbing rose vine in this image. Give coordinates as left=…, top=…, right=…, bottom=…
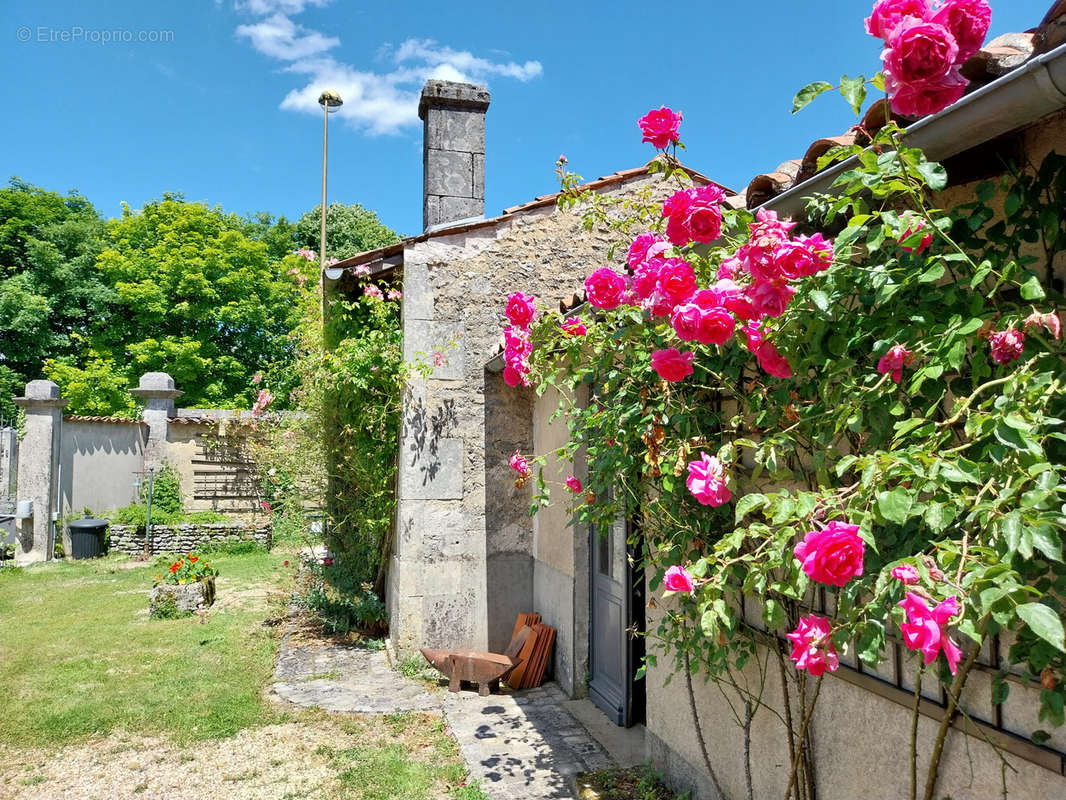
left=496, top=3, right=1066, bottom=796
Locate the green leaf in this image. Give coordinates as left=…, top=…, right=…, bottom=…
left=792, top=81, right=833, bottom=114
left=734, top=493, right=768, bottom=522
left=916, top=161, right=948, bottom=192
left=1020, top=275, right=1046, bottom=300
left=871, top=72, right=886, bottom=92
left=1032, top=730, right=1051, bottom=746
left=1017, top=603, right=1066, bottom=652
left=877, top=487, right=913, bottom=525
left=1030, top=524, right=1064, bottom=563
left=1000, top=511, right=1023, bottom=553
left=840, top=74, right=867, bottom=116
left=918, top=263, right=945, bottom=283
left=810, top=290, right=830, bottom=313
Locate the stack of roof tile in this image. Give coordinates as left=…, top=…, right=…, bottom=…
left=505, top=613, right=557, bottom=690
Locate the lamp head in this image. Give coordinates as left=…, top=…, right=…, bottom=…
left=318, top=90, right=343, bottom=112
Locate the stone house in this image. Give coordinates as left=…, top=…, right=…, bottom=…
left=326, top=5, right=1066, bottom=794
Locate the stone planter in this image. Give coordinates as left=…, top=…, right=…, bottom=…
left=149, top=577, right=216, bottom=618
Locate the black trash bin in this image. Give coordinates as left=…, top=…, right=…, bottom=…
left=67, top=517, right=109, bottom=559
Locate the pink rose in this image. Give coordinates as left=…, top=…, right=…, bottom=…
left=787, top=615, right=840, bottom=677
left=506, top=292, right=536, bottom=328
left=877, top=343, right=915, bottom=384
left=363, top=285, right=383, bottom=299
left=1024, top=310, right=1062, bottom=340
left=504, top=326, right=531, bottom=361
left=656, top=258, right=699, bottom=309
left=899, top=593, right=963, bottom=674
left=560, top=316, right=587, bottom=337
left=663, top=189, right=697, bottom=246
left=931, top=0, right=992, bottom=62
left=670, top=304, right=703, bottom=342
left=252, top=389, right=274, bottom=416
left=774, top=234, right=835, bottom=278
left=686, top=451, right=732, bottom=507
left=664, top=564, right=695, bottom=594
left=503, top=365, right=526, bottom=387
left=387, top=289, right=403, bottom=300
left=510, top=451, right=531, bottom=476
left=656, top=259, right=697, bottom=307
left=585, top=267, right=628, bottom=310
left=891, top=564, right=921, bottom=584
left=884, top=20, right=959, bottom=85
left=633, top=261, right=663, bottom=300
left=626, top=232, right=666, bottom=269
left=565, top=475, right=583, bottom=493
left=989, top=328, right=1025, bottom=364
left=696, top=307, right=736, bottom=346
left=638, top=107, right=682, bottom=149
left=650, top=348, right=694, bottom=382
left=756, top=340, right=794, bottom=379
left=889, top=68, right=969, bottom=117
left=865, top=0, right=930, bottom=40
left=747, top=278, right=796, bottom=318
left=793, top=520, right=865, bottom=587
left=900, top=220, right=934, bottom=253
left=686, top=186, right=727, bottom=244
left=432, top=351, right=446, bottom=367
left=717, top=256, right=742, bottom=281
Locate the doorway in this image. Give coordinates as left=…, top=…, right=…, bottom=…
left=588, top=515, right=645, bottom=727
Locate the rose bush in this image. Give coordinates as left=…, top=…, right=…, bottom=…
left=497, top=5, right=1065, bottom=796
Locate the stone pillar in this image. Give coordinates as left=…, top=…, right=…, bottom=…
left=419, top=80, right=490, bottom=231
left=13, top=380, right=67, bottom=565
left=130, top=372, right=182, bottom=469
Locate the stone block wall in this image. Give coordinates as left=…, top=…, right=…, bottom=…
left=107, top=522, right=271, bottom=555
left=392, top=172, right=673, bottom=657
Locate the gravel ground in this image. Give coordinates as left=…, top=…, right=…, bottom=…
left=0, top=718, right=374, bottom=800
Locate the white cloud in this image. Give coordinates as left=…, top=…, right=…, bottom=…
left=234, top=3, right=543, bottom=135
left=236, top=0, right=328, bottom=15
left=236, top=13, right=339, bottom=61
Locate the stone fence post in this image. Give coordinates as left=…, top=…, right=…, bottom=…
left=131, top=372, right=182, bottom=470
left=13, top=380, right=67, bottom=565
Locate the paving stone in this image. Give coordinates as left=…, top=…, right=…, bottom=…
left=271, top=620, right=614, bottom=800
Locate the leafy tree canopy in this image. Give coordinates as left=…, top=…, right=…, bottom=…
left=293, top=202, right=401, bottom=261
left=0, top=177, right=109, bottom=414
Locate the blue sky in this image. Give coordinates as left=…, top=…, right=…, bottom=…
left=0, top=0, right=1051, bottom=238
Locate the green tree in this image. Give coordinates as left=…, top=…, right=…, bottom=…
left=293, top=202, right=400, bottom=261
left=0, top=178, right=108, bottom=411
left=51, top=194, right=308, bottom=411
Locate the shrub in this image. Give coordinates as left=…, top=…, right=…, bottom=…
left=293, top=555, right=388, bottom=636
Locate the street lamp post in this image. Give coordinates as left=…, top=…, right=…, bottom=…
left=318, top=89, right=343, bottom=320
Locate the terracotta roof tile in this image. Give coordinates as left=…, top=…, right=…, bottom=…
left=327, top=158, right=734, bottom=278
left=735, top=5, right=1063, bottom=210
left=64, top=415, right=144, bottom=425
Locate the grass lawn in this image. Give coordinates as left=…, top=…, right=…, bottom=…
left=0, top=549, right=490, bottom=800
left=0, top=549, right=290, bottom=747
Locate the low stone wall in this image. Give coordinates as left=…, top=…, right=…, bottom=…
left=108, top=523, right=271, bottom=555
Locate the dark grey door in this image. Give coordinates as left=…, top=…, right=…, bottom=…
left=589, top=516, right=633, bottom=726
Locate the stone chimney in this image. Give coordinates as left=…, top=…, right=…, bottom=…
left=418, top=80, right=490, bottom=231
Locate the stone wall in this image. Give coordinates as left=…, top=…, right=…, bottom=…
left=107, top=522, right=271, bottom=555
left=392, top=171, right=674, bottom=657
left=60, top=418, right=145, bottom=517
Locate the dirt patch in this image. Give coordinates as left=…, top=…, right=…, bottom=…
left=0, top=719, right=354, bottom=800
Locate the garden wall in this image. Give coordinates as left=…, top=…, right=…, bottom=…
left=108, top=522, right=271, bottom=555
left=59, top=417, right=146, bottom=516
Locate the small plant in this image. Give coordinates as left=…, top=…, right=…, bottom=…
left=291, top=554, right=387, bottom=636
left=149, top=591, right=181, bottom=620
left=154, top=553, right=217, bottom=586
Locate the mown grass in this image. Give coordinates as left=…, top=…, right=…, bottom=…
left=325, top=713, right=490, bottom=800
left=0, top=549, right=292, bottom=747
